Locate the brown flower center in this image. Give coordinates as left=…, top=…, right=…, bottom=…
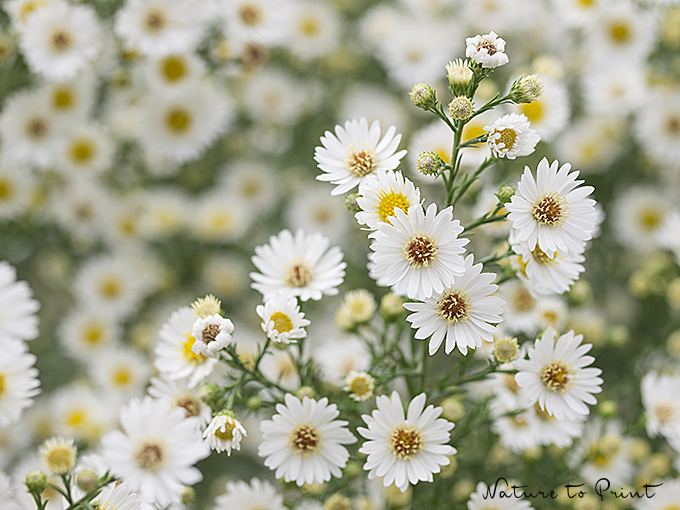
left=478, top=40, right=497, bottom=55
left=26, top=118, right=48, bottom=140
left=437, top=290, right=471, bottom=324
left=201, top=324, right=220, bottom=344
left=290, top=424, right=320, bottom=455
left=135, top=442, right=165, bottom=471
left=238, top=3, right=263, bottom=25
left=532, top=192, right=568, bottom=226
left=144, top=9, right=166, bottom=32
left=540, top=361, right=572, bottom=393
left=50, top=29, right=72, bottom=52
left=285, top=261, right=313, bottom=288
left=175, top=396, right=200, bottom=417
left=403, top=234, right=438, bottom=268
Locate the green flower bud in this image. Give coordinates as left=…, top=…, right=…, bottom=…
left=409, top=83, right=436, bottom=110
left=510, top=74, right=544, bottom=104
left=25, top=470, right=47, bottom=495
left=496, top=184, right=516, bottom=204
left=199, top=383, right=225, bottom=411
left=344, top=192, right=361, bottom=213
left=75, top=469, right=98, bottom=493
left=448, top=96, right=474, bottom=121
left=416, top=151, right=444, bottom=176
left=297, top=386, right=315, bottom=399
left=247, top=395, right=263, bottom=411
left=180, top=485, right=196, bottom=504
left=598, top=400, right=618, bottom=418
left=445, top=59, right=473, bottom=96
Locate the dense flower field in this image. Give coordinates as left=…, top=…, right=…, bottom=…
left=0, top=0, right=679, bottom=509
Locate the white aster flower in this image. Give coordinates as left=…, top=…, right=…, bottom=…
left=89, top=346, right=150, bottom=400
left=58, top=123, right=114, bottom=177
left=258, top=393, right=356, bottom=486
left=213, top=478, right=285, bottom=510
left=203, top=412, right=247, bottom=455
left=506, top=158, right=598, bottom=258
left=286, top=0, right=340, bottom=61
left=0, top=338, right=41, bottom=427
left=101, top=396, right=210, bottom=508
left=0, top=164, right=36, bottom=221
left=0, top=260, right=40, bottom=341
left=256, top=294, right=310, bottom=345
left=467, top=481, right=533, bottom=510
left=57, top=309, right=119, bottom=361
left=191, top=313, right=234, bottom=358
left=358, top=391, right=456, bottom=493
left=51, top=383, right=114, bottom=444
left=404, top=254, right=504, bottom=356
left=465, top=31, right=509, bottom=68
left=634, top=88, right=680, bottom=169
left=259, top=349, right=299, bottom=391
left=344, top=371, right=375, bottom=402
left=515, top=327, right=603, bottom=421
left=250, top=229, right=346, bottom=302
left=315, top=118, right=407, bottom=195
left=484, top=113, right=540, bottom=160
left=641, top=371, right=680, bottom=440
left=510, top=230, right=586, bottom=296
left=314, top=335, right=370, bottom=386
left=220, top=0, right=292, bottom=47
left=355, top=170, right=421, bottom=230
left=19, top=0, right=100, bottom=81
left=145, top=52, right=206, bottom=90
left=91, top=482, right=142, bottom=510
left=148, top=376, right=211, bottom=424
left=368, top=203, right=468, bottom=301
left=154, top=306, right=218, bottom=388
left=38, top=435, right=76, bottom=475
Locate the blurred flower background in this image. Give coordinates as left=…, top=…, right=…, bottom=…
left=1, top=0, right=680, bottom=508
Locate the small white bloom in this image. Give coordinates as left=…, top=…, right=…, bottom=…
left=368, top=203, right=468, bottom=301
left=515, top=327, right=603, bottom=421
left=258, top=394, right=356, bottom=486
left=91, top=483, right=142, bottom=510
left=484, top=113, right=540, bottom=160
left=256, top=294, right=310, bottom=345
left=0, top=260, right=40, bottom=341
left=38, top=436, right=77, bottom=475
left=148, top=376, right=211, bottom=424
left=465, top=31, right=509, bottom=68
left=358, top=391, right=456, bottom=493
left=203, top=412, right=247, bottom=455
left=641, top=371, right=680, bottom=440
left=355, top=170, right=421, bottom=230
left=191, top=313, right=234, bottom=358
left=404, top=254, right=505, bottom=356
left=343, top=371, right=375, bottom=402
left=506, top=158, right=598, bottom=257
left=213, top=478, right=285, bottom=510
left=315, top=118, right=407, bottom=195
left=0, top=338, right=41, bottom=427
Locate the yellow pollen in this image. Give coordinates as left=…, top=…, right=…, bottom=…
left=345, top=146, right=377, bottom=177
left=532, top=247, right=557, bottom=265
left=166, top=109, right=191, bottom=133
left=609, top=21, right=630, bottom=42
left=242, top=178, right=261, bottom=197
left=291, top=424, right=320, bottom=455
left=99, top=277, right=122, bottom=299
left=532, top=192, right=568, bottom=226
left=521, top=101, right=543, bottom=122
left=71, top=140, right=93, bottom=162
left=638, top=207, right=662, bottom=230
left=83, top=325, right=102, bottom=345
left=162, top=57, right=185, bottom=81
left=239, top=3, right=263, bottom=25
left=285, top=261, right=313, bottom=288
left=504, top=373, right=520, bottom=393
left=389, top=424, right=423, bottom=459
left=403, top=234, right=438, bottom=267
left=0, top=180, right=13, bottom=200
left=533, top=402, right=555, bottom=421
left=437, top=289, right=471, bottom=324
left=182, top=333, right=207, bottom=364
left=270, top=311, right=293, bottom=334
left=112, top=367, right=131, bottom=386
left=376, top=189, right=410, bottom=223
left=540, top=361, right=572, bottom=393
left=350, top=377, right=371, bottom=396
left=135, top=442, right=164, bottom=471
left=67, top=410, right=85, bottom=426
left=215, top=421, right=235, bottom=441
left=299, top=17, right=319, bottom=36
left=53, top=89, right=72, bottom=108
left=26, top=118, right=48, bottom=139
left=495, top=128, right=517, bottom=150
left=50, top=30, right=72, bottom=52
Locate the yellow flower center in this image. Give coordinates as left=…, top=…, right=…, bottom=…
left=0, top=179, right=13, bottom=200
left=67, top=409, right=85, bottom=427
left=376, top=189, right=410, bottom=223
left=403, top=233, right=438, bottom=268
left=348, top=375, right=372, bottom=398
left=512, top=286, right=535, bottom=312
left=521, top=101, right=543, bottom=122
left=299, top=16, right=319, bottom=36
left=0, top=373, right=5, bottom=397
left=71, top=139, right=94, bottom=163
left=345, top=145, right=377, bottom=177
left=45, top=446, right=74, bottom=473
left=162, top=56, right=185, bottom=82
left=50, top=29, right=72, bottom=53
left=637, top=206, right=662, bottom=230
left=290, top=424, right=320, bottom=455
left=540, top=361, right=572, bottom=393
left=166, top=109, right=191, bottom=133
left=83, top=324, right=102, bottom=345
left=182, top=333, right=207, bottom=364
left=437, top=289, right=471, bottom=324
left=271, top=311, right=293, bottom=334
left=99, top=277, right=122, bottom=299
left=609, top=21, right=630, bottom=42
left=53, top=88, right=72, bottom=109
left=495, top=128, right=517, bottom=150
left=389, top=424, right=423, bottom=459
left=112, top=367, right=131, bottom=387
left=654, top=403, right=676, bottom=424
left=215, top=420, right=235, bottom=441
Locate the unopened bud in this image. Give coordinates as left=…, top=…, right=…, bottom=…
left=493, top=337, right=519, bottom=363
left=380, top=293, right=404, bottom=320
left=199, top=383, right=225, bottom=411
left=448, top=96, right=474, bottom=121
left=496, top=184, right=515, bottom=204
left=416, top=151, right=444, bottom=176
left=511, top=74, right=544, bottom=103
left=180, top=485, right=196, bottom=504
left=445, top=59, right=473, bottom=95
left=344, top=192, right=361, bottom=213
left=441, top=396, right=465, bottom=422
left=344, top=461, right=362, bottom=479
left=297, top=386, right=315, bottom=400
left=598, top=400, right=618, bottom=418
left=409, top=83, right=436, bottom=110
left=246, top=395, right=263, bottom=411
left=25, top=471, right=47, bottom=495
left=75, top=469, right=98, bottom=493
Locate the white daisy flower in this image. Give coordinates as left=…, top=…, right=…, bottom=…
left=286, top=0, right=340, bottom=61
left=89, top=346, right=150, bottom=400
left=484, top=113, right=540, bottom=160
left=148, top=376, right=211, bottom=425
left=259, top=348, right=299, bottom=392
left=250, top=229, right=346, bottom=302
left=218, top=159, right=279, bottom=216
left=355, top=170, right=421, bottom=230
left=467, top=481, right=533, bottom=510
left=57, top=309, right=120, bottom=362
left=368, top=203, right=468, bottom=301
left=256, top=294, right=310, bottom=345
left=314, top=335, right=370, bottom=386
left=19, top=0, right=101, bottom=80
left=497, top=280, right=540, bottom=336
left=0, top=260, right=40, bottom=342
left=213, top=478, right=285, bottom=510
left=404, top=254, right=504, bottom=356
left=191, top=313, right=234, bottom=358
left=138, top=187, right=190, bottom=239
left=315, top=117, right=407, bottom=196
left=191, top=192, right=252, bottom=243
left=115, top=0, right=204, bottom=57
left=465, top=31, right=509, bottom=68
left=344, top=371, right=375, bottom=402
left=51, top=383, right=114, bottom=444
left=38, top=435, right=77, bottom=475
left=510, top=231, right=586, bottom=296
left=634, top=87, right=680, bottom=168
left=58, top=123, right=114, bottom=177
left=0, top=164, right=36, bottom=221
left=154, top=306, right=218, bottom=388
left=3, top=0, right=52, bottom=31
left=0, top=338, right=41, bottom=427
left=358, top=391, right=456, bottom=493
left=199, top=254, right=250, bottom=299
left=140, top=81, right=234, bottom=164
left=101, top=396, right=210, bottom=508
left=506, top=158, right=598, bottom=258
left=641, top=371, right=680, bottom=440
left=515, top=327, right=603, bottom=421
left=203, top=412, right=247, bottom=455
left=258, top=394, right=356, bottom=486
left=242, top=67, right=308, bottom=127
left=144, top=52, right=206, bottom=90
left=91, top=482, right=142, bottom=510
left=220, top=0, right=292, bottom=47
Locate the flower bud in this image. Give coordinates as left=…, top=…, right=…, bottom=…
left=493, top=337, right=519, bottom=363
left=598, top=400, right=618, bottom=418
left=246, top=395, right=263, bottom=411
left=180, top=485, right=196, bottom=504
left=416, top=151, right=444, bottom=176
left=344, top=192, right=361, bottom=213
left=496, top=184, right=515, bottom=204
left=199, top=383, right=225, bottom=411
left=380, top=292, right=404, bottom=320
left=448, top=96, right=474, bottom=121
left=445, top=59, right=473, bottom=95
left=511, top=74, right=544, bottom=103
left=297, top=386, right=315, bottom=399
left=441, top=396, right=465, bottom=422
left=25, top=471, right=47, bottom=495
left=75, top=469, right=98, bottom=493
left=409, top=83, right=436, bottom=110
